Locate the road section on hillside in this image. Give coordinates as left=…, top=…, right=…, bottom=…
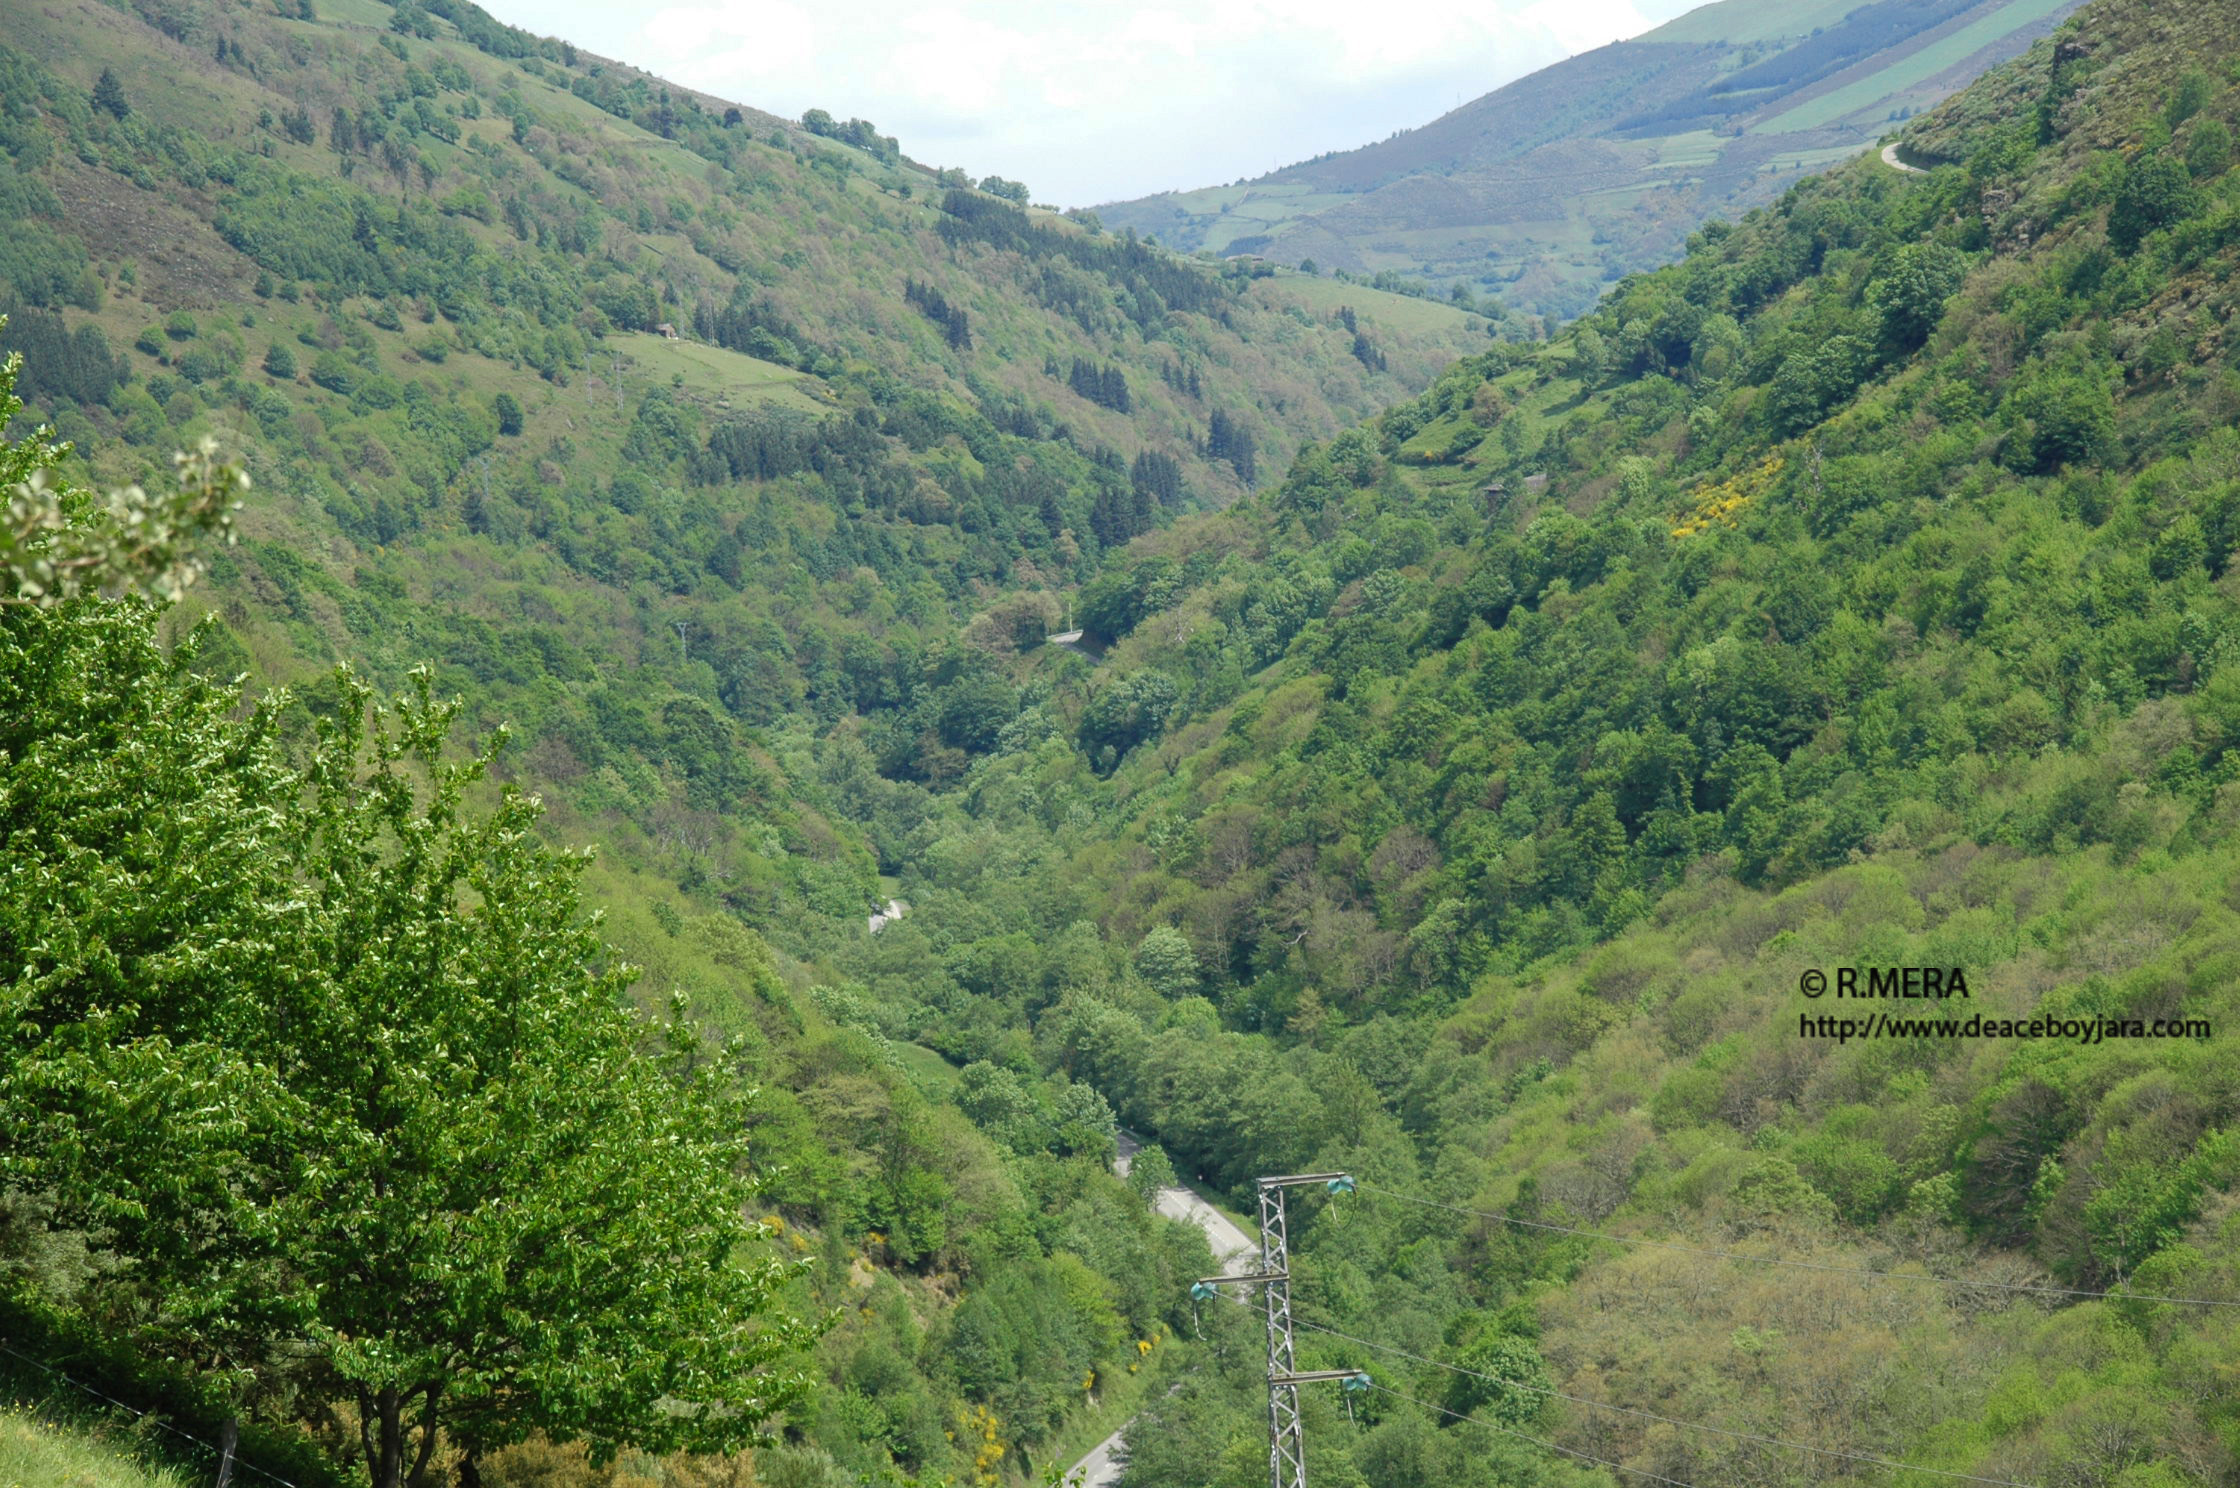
left=1065, top=1134, right=1257, bottom=1487
left=1882, top=141, right=1931, bottom=173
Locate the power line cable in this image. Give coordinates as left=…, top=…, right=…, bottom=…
left=0, top=1339, right=300, bottom=1488
left=1297, top=1319, right=2040, bottom=1488
left=1357, top=1379, right=1705, bottom=1488
left=1350, top=1183, right=2240, bottom=1309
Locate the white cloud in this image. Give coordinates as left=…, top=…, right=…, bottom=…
left=477, top=0, right=1705, bottom=206
left=635, top=4, right=816, bottom=88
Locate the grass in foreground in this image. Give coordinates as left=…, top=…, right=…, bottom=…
left=0, top=1406, right=190, bottom=1488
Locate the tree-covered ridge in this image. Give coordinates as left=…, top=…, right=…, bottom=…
left=780, top=3, right=2240, bottom=1482
left=14, top=0, right=2240, bottom=1485
left=995, top=1, right=2240, bottom=999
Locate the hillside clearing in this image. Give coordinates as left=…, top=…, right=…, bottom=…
left=606, top=333, right=831, bottom=413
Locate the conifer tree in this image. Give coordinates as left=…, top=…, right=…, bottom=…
left=91, top=68, right=128, bottom=120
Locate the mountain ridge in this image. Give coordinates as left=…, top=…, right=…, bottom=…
left=1098, top=0, right=2087, bottom=321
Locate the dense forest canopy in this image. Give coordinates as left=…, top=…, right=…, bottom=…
left=7, top=0, right=2240, bottom=1487
left=823, top=2, right=2240, bottom=1482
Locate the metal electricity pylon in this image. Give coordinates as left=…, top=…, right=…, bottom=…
left=1193, top=1171, right=1359, bottom=1488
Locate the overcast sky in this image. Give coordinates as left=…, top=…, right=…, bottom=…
left=475, top=0, right=1707, bottom=207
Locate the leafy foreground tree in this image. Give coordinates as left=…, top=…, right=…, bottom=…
left=0, top=349, right=816, bottom=1487
left=0, top=332, right=244, bottom=606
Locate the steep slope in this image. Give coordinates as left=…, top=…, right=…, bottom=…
left=1099, top=0, right=2086, bottom=321
left=0, top=2, right=1495, bottom=1483
left=0, top=0, right=1493, bottom=941
left=813, top=2, right=2240, bottom=1483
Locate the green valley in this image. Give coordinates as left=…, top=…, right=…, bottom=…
left=7, top=0, right=2240, bottom=1486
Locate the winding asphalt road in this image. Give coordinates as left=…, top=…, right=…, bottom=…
left=1063, top=1134, right=1256, bottom=1488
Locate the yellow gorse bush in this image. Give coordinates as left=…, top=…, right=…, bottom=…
left=957, top=1404, right=1004, bottom=1484
left=1671, top=454, right=1785, bottom=538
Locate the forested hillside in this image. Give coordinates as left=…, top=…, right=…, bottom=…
left=0, top=348, right=1217, bottom=1488
left=0, top=0, right=1490, bottom=935
left=0, top=0, right=1484, bottom=1484
left=811, top=2, right=2240, bottom=1483
left=11, top=0, right=2240, bottom=1486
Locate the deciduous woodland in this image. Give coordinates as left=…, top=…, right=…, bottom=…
left=5, top=1, right=2240, bottom=1486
